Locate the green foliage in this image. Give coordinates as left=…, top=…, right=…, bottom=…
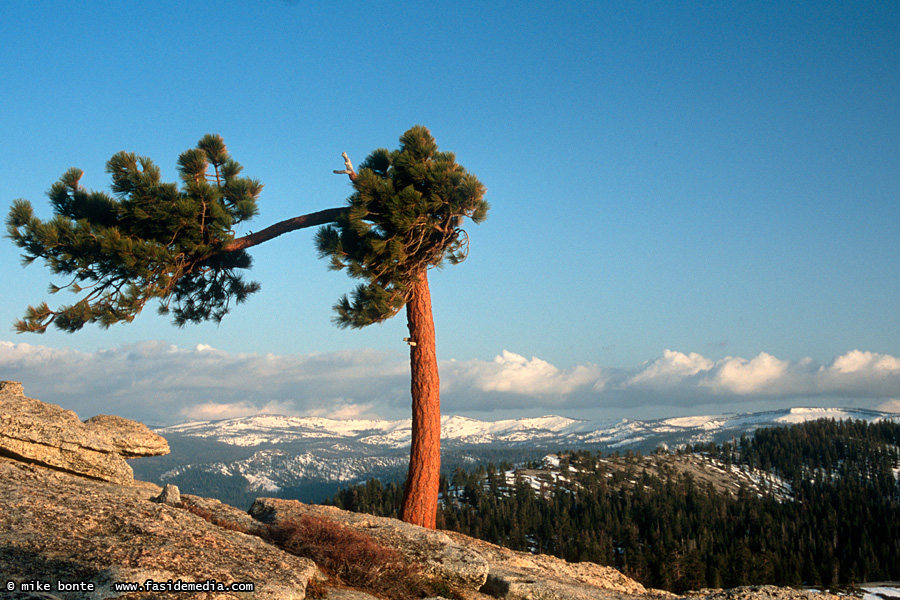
left=6, top=134, right=262, bottom=332
left=331, top=419, right=900, bottom=592
left=316, top=125, right=489, bottom=328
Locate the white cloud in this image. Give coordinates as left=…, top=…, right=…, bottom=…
left=876, top=399, right=900, bottom=413
left=180, top=400, right=301, bottom=421
left=0, top=340, right=409, bottom=424
left=2, top=340, right=899, bottom=424
left=700, top=352, right=793, bottom=395
left=814, top=350, right=900, bottom=398
left=307, top=402, right=380, bottom=420
left=628, top=350, right=714, bottom=388
left=442, top=350, right=606, bottom=398
left=829, top=350, right=900, bottom=374
left=621, top=350, right=900, bottom=400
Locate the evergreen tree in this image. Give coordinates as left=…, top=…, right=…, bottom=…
left=315, top=126, right=488, bottom=527
left=6, top=126, right=488, bottom=529
left=329, top=419, right=900, bottom=590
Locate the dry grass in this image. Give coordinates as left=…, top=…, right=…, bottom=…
left=266, top=515, right=449, bottom=600
left=304, top=576, right=328, bottom=599
left=176, top=501, right=458, bottom=599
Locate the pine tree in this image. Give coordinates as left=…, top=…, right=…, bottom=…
left=315, top=126, right=488, bottom=527
left=6, top=126, right=488, bottom=529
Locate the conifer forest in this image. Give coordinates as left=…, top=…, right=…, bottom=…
left=329, top=419, right=900, bottom=592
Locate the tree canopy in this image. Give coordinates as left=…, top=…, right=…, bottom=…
left=7, top=127, right=488, bottom=335
left=316, top=125, right=488, bottom=328
left=6, top=126, right=489, bottom=529
left=7, top=134, right=262, bottom=332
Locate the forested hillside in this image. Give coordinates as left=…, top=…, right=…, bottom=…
left=329, top=419, right=900, bottom=592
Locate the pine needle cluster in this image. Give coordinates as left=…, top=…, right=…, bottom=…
left=315, top=126, right=489, bottom=328
left=6, top=134, right=262, bottom=332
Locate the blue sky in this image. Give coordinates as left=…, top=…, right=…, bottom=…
left=2, top=1, right=898, bottom=425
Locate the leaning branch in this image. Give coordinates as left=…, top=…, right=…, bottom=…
left=222, top=151, right=357, bottom=252
left=222, top=207, right=344, bottom=252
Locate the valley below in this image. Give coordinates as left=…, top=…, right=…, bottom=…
left=134, top=407, right=897, bottom=507
left=130, top=407, right=900, bottom=593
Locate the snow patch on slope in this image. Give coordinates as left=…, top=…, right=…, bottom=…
left=157, top=407, right=900, bottom=450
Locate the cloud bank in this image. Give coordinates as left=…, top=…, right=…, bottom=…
left=1, top=340, right=898, bottom=425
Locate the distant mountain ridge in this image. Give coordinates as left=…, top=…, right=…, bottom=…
left=135, top=407, right=899, bottom=508
left=158, top=406, right=897, bottom=449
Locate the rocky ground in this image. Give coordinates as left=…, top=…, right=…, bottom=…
left=0, top=381, right=850, bottom=600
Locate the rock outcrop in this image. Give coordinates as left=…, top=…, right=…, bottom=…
left=249, top=498, right=656, bottom=600
left=0, top=457, right=317, bottom=600
left=83, top=414, right=170, bottom=458
left=688, top=588, right=842, bottom=600
left=0, top=381, right=168, bottom=485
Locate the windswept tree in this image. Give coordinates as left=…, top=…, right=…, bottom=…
left=6, top=126, right=488, bottom=528
left=316, top=128, right=488, bottom=526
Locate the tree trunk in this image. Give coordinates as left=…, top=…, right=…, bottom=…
left=400, top=269, right=441, bottom=529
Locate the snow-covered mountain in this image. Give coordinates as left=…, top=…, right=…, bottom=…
left=134, top=407, right=898, bottom=508
left=160, top=414, right=592, bottom=449
left=157, top=407, right=896, bottom=450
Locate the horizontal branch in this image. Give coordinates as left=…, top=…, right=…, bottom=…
left=222, top=207, right=345, bottom=252
left=221, top=150, right=356, bottom=253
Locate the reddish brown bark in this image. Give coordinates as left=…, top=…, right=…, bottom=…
left=399, top=269, right=441, bottom=529
left=218, top=206, right=444, bottom=529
